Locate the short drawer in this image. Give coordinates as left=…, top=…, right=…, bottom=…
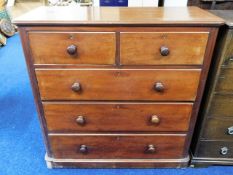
left=43, top=102, right=193, bottom=132
left=197, top=140, right=233, bottom=158
left=49, top=134, right=186, bottom=159
left=216, top=68, right=233, bottom=93
left=29, top=32, right=116, bottom=65
left=36, top=69, right=201, bottom=101
left=120, top=32, right=209, bottom=65
left=208, top=94, right=233, bottom=118
left=202, top=117, right=233, bottom=140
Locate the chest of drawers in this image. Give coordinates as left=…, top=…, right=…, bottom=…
left=191, top=10, right=233, bottom=167
left=14, top=6, right=223, bottom=168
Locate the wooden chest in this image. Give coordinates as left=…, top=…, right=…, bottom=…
left=14, top=6, right=223, bottom=168
left=191, top=10, right=233, bottom=166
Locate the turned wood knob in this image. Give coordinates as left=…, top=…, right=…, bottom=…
left=76, top=116, right=85, bottom=126
left=67, top=44, right=77, bottom=56
left=150, top=115, right=160, bottom=124
left=145, top=144, right=156, bottom=153
left=160, top=46, right=169, bottom=56
left=79, top=145, right=88, bottom=154
left=220, top=147, right=228, bottom=155
left=71, top=82, right=81, bottom=92
left=154, top=82, right=164, bottom=92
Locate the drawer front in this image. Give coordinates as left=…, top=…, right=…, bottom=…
left=44, top=103, right=193, bottom=132
left=49, top=135, right=186, bottom=159
left=36, top=69, right=201, bottom=101
left=29, top=32, right=116, bottom=65
left=202, top=117, right=233, bottom=140
left=120, top=32, right=209, bottom=65
left=216, top=68, right=233, bottom=93
left=208, top=94, right=233, bottom=118
left=197, top=140, right=233, bottom=158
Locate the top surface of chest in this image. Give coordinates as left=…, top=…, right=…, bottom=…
left=13, top=6, right=223, bottom=26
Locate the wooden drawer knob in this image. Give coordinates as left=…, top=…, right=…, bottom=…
left=220, top=147, right=228, bottom=155
left=76, top=116, right=85, bottom=126
left=160, top=46, right=169, bottom=56
left=154, top=82, right=164, bottom=92
left=145, top=144, right=156, bottom=153
left=71, top=82, right=81, bottom=92
left=227, top=126, right=233, bottom=135
left=79, top=145, right=88, bottom=154
left=67, top=44, right=77, bottom=56
left=150, top=115, right=160, bottom=124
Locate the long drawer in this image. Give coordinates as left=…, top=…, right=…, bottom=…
left=202, top=117, right=233, bottom=140
left=43, top=102, right=193, bottom=132
left=197, top=140, right=233, bottom=158
left=208, top=94, right=233, bottom=118
left=36, top=69, right=201, bottom=101
left=49, top=134, right=186, bottom=159
left=120, top=32, right=209, bottom=65
left=29, top=32, right=116, bottom=65
left=216, top=68, right=233, bottom=93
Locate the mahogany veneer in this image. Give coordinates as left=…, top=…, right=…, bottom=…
left=14, top=6, right=223, bottom=168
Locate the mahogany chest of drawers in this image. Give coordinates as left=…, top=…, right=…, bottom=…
left=191, top=10, right=233, bottom=166
left=14, top=7, right=223, bottom=168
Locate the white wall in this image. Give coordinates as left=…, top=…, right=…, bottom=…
left=128, top=0, right=158, bottom=7
left=164, top=0, right=188, bottom=7
left=93, top=0, right=99, bottom=6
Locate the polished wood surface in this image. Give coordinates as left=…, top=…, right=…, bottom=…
left=13, top=6, right=224, bottom=26
left=48, top=160, right=189, bottom=168
left=208, top=94, right=233, bottom=118
left=120, top=32, right=209, bottom=65
left=49, top=134, right=186, bottom=159
left=195, top=140, right=233, bottom=158
left=202, top=117, right=233, bottom=140
left=221, top=29, right=233, bottom=67
left=36, top=69, right=201, bottom=101
left=43, top=102, right=193, bottom=132
left=191, top=11, right=233, bottom=166
left=216, top=68, right=233, bottom=93
left=29, top=32, right=116, bottom=65
left=16, top=7, right=222, bottom=168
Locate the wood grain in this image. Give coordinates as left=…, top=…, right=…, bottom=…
left=216, top=68, right=233, bottom=93
left=43, top=102, right=193, bottom=132
left=208, top=94, right=233, bottom=118
left=29, top=32, right=116, bottom=65
left=49, top=134, right=186, bottom=159
left=120, top=32, right=209, bottom=65
left=13, top=6, right=224, bottom=26
left=195, top=140, right=233, bottom=158
left=201, top=117, right=233, bottom=140
left=48, top=160, right=189, bottom=168
left=18, top=28, right=53, bottom=157
left=15, top=7, right=222, bottom=168
left=191, top=12, right=233, bottom=166
left=222, top=29, right=233, bottom=68
left=36, top=69, right=201, bottom=101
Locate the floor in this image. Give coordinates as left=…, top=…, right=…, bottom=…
left=1, top=32, right=233, bottom=175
